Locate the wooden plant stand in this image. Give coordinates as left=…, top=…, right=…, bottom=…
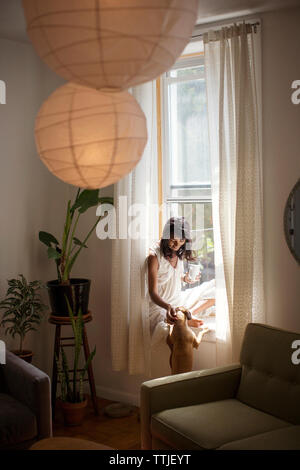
left=49, top=312, right=99, bottom=420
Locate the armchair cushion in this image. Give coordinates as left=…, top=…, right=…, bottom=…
left=0, top=393, right=37, bottom=448
left=151, top=399, right=290, bottom=450
left=237, top=323, right=300, bottom=424
left=219, top=426, right=300, bottom=450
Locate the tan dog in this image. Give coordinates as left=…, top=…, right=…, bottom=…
left=167, top=307, right=210, bottom=375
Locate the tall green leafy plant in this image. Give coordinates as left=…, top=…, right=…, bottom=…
left=56, top=296, right=96, bottom=403
left=0, top=275, right=48, bottom=353
left=39, top=189, right=113, bottom=284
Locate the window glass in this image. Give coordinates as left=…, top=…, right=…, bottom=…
left=162, top=54, right=215, bottom=291
left=168, top=76, right=210, bottom=192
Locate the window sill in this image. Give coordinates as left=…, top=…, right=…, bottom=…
left=190, top=315, right=216, bottom=343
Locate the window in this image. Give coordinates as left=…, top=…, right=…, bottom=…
left=160, top=52, right=215, bottom=286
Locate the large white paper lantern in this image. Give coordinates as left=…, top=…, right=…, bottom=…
left=22, top=0, right=198, bottom=90
left=35, top=83, right=147, bottom=189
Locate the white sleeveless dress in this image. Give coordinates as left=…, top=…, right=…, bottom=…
left=148, top=242, right=184, bottom=345
left=148, top=241, right=215, bottom=347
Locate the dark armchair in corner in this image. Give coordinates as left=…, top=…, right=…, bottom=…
left=0, top=350, right=52, bottom=450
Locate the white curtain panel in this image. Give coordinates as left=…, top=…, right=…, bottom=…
left=204, top=24, right=265, bottom=363
left=111, top=81, right=159, bottom=376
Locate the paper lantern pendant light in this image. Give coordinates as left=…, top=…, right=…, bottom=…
left=22, top=0, right=198, bottom=90
left=35, top=83, right=148, bottom=189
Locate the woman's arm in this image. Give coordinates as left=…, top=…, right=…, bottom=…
left=147, top=254, right=177, bottom=324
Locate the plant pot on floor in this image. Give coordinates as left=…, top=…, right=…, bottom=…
left=12, top=349, right=33, bottom=363
left=60, top=396, right=88, bottom=426
left=47, top=278, right=91, bottom=317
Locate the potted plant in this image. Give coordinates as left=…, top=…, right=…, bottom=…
left=39, top=189, right=113, bottom=316
left=56, top=297, right=96, bottom=426
left=0, top=274, right=48, bottom=363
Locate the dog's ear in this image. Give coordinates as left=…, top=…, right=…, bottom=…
left=185, top=309, right=192, bottom=321
left=180, top=307, right=192, bottom=320
left=177, top=307, right=192, bottom=321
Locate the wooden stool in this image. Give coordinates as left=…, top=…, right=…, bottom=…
left=49, top=312, right=99, bottom=419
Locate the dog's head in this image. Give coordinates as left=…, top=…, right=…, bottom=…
left=175, top=307, right=192, bottom=322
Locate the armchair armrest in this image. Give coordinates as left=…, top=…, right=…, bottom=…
left=3, top=351, right=52, bottom=439
left=140, top=364, right=242, bottom=450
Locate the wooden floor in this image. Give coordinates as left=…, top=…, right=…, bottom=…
left=53, top=395, right=141, bottom=450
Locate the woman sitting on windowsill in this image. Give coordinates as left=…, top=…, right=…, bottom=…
left=147, top=216, right=215, bottom=347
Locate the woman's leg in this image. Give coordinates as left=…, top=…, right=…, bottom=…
left=180, top=279, right=216, bottom=316
left=190, top=298, right=215, bottom=316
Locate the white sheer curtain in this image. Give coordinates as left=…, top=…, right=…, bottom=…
left=204, top=23, right=265, bottom=364
left=110, top=81, right=159, bottom=376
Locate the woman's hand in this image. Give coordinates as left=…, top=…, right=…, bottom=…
left=183, top=272, right=201, bottom=284
left=187, top=316, right=204, bottom=328
left=166, top=304, right=178, bottom=324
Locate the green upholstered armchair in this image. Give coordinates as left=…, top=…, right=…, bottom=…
left=140, top=323, right=300, bottom=450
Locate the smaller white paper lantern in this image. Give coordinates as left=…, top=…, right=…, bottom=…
left=35, top=83, right=148, bottom=189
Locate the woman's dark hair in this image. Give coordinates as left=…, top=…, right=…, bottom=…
left=160, top=217, right=195, bottom=261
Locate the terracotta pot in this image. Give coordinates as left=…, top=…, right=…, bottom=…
left=61, top=397, right=88, bottom=426
left=12, top=350, right=33, bottom=363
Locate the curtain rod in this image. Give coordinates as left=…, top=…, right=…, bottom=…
left=192, top=21, right=260, bottom=39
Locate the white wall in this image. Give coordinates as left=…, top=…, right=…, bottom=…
left=261, top=7, right=300, bottom=331
left=0, top=38, right=67, bottom=374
